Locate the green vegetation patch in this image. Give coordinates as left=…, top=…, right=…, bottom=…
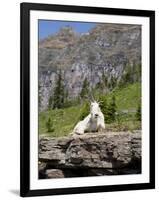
left=39, top=105, right=83, bottom=137
left=39, top=83, right=141, bottom=137
left=109, top=83, right=141, bottom=111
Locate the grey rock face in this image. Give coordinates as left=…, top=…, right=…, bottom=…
left=46, top=169, right=65, bottom=178
left=39, top=131, right=141, bottom=178
left=38, top=24, right=141, bottom=111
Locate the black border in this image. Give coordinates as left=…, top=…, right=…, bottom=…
left=20, top=2, right=155, bottom=197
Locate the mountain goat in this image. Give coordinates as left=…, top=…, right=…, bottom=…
left=72, top=101, right=105, bottom=135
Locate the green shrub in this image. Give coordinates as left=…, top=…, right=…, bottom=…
left=99, top=95, right=117, bottom=123
left=63, top=97, right=80, bottom=108
left=78, top=101, right=90, bottom=121
left=136, top=103, right=141, bottom=121
left=46, top=117, right=54, bottom=132
left=107, top=95, right=117, bottom=123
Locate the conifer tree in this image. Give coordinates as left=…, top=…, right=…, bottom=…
left=99, top=72, right=108, bottom=92
left=107, top=95, right=117, bottom=123
left=80, top=78, right=89, bottom=99
left=46, top=117, right=54, bottom=132
left=53, top=70, right=65, bottom=109
left=48, top=95, right=53, bottom=109
left=99, top=96, right=108, bottom=123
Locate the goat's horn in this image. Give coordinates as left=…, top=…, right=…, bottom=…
left=97, top=100, right=102, bottom=105
left=90, top=93, right=95, bottom=102
left=83, top=94, right=92, bottom=103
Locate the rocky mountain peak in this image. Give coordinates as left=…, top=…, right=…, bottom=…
left=39, top=23, right=141, bottom=111
left=39, top=26, right=79, bottom=50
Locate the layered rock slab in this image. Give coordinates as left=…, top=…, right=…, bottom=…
left=39, top=131, right=141, bottom=178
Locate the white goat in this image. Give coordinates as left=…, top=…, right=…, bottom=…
left=72, top=101, right=105, bottom=135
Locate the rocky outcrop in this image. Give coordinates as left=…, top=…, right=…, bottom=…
left=39, top=131, right=141, bottom=178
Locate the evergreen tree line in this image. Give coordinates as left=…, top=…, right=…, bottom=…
left=118, top=63, right=141, bottom=88
left=78, top=95, right=117, bottom=124
left=49, top=71, right=65, bottom=109
left=47, top=63, right=141, bottom=110
left=48, top=72, right=90, bottom=109
left=79, top=95, right=141, bottom=125
left=45, top=96, right=141, bottom=133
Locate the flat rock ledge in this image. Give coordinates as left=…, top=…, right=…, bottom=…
left=39, top=131, right=141, bottom=178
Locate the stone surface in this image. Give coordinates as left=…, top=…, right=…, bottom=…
left=39, top=131, right=141, bottom=178
left=46, top=169, right=65, bottom=178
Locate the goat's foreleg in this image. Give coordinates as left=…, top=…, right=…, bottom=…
left=98, top=122, right=105, bottom=133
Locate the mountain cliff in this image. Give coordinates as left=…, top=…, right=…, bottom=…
left=39, top=24, right=141, bottom=111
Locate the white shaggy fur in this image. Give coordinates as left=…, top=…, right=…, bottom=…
left=72, top=101, right=105, bottom=135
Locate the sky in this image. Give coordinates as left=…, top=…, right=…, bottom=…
left=38, top=20, right=96, bottom=40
